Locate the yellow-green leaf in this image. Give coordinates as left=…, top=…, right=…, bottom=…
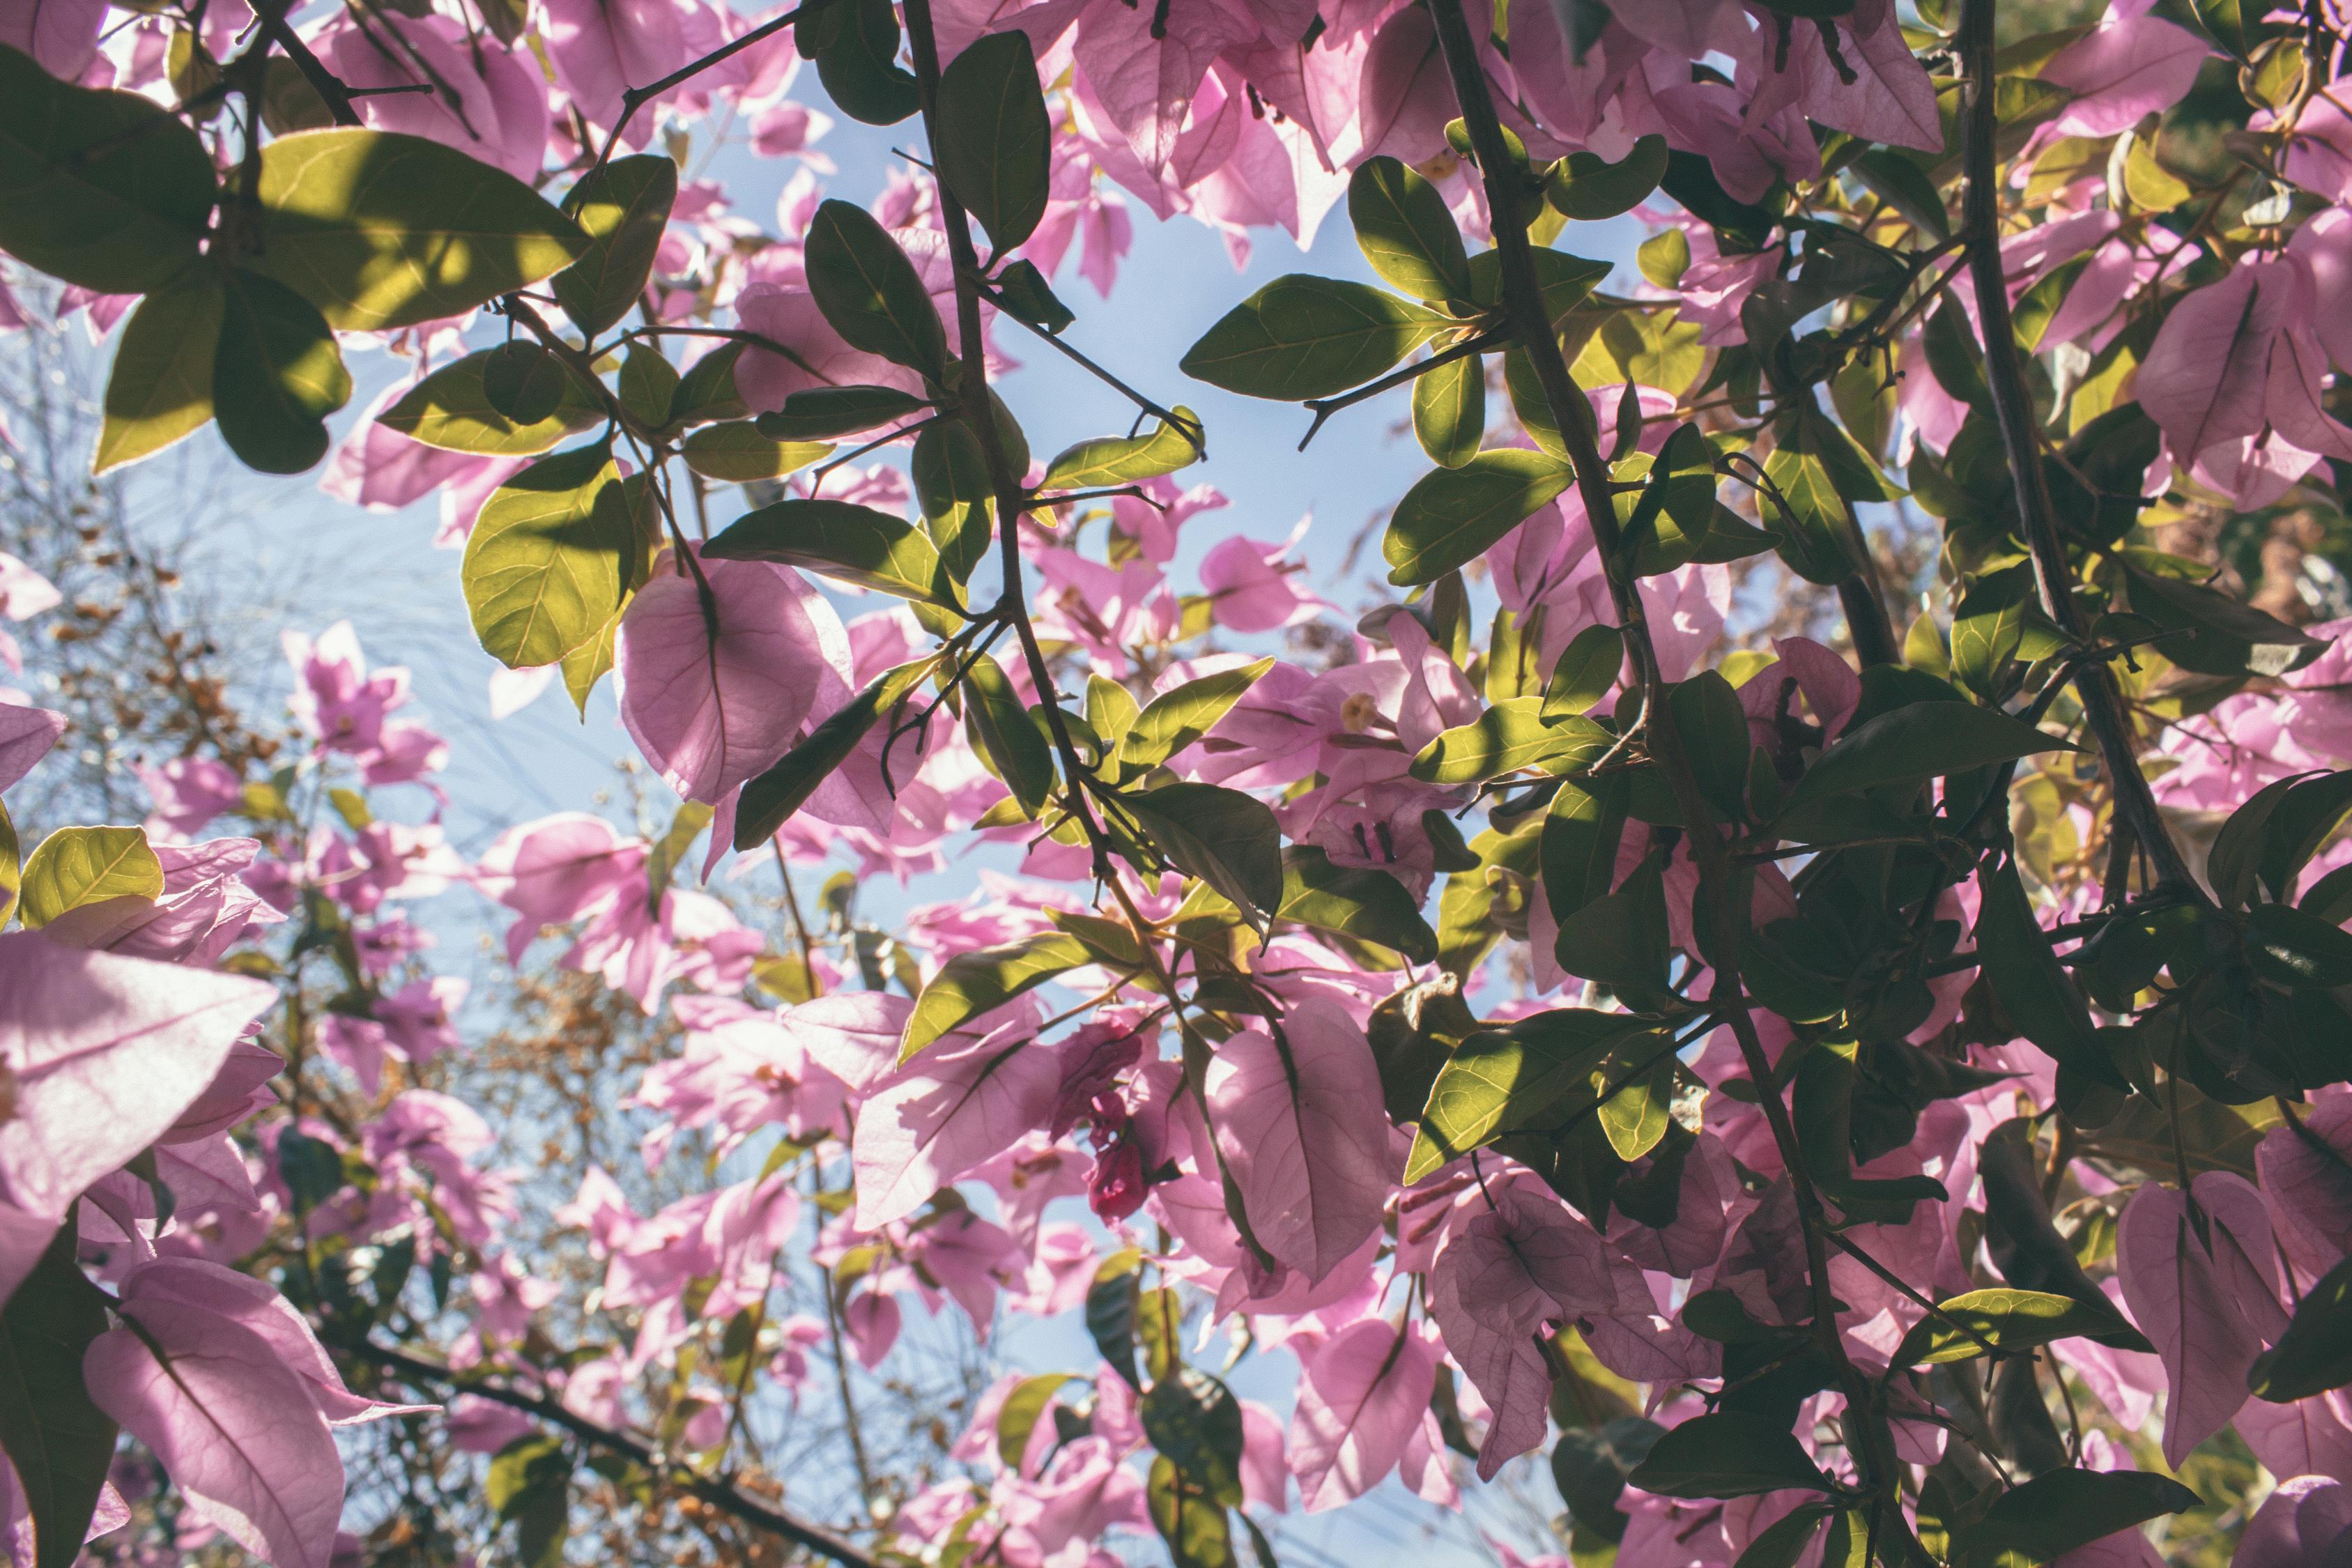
left=20, top=826, right=163, bottom=928
left=95, top=268, right=224, bottom=474
left=462, top=443, right=636, bottom=670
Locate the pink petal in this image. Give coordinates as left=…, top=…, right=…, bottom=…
left=852, top=1008, right=1063, bottom=1229
left=1289, top=1317, right=1440, bottom=1511
left=1206, top=999, right=1393, bottom=1286
left=2116, top=1181, right=2260, bottom=1466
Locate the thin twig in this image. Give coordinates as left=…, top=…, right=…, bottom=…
left=352, top=1342, right=877, bottom=1568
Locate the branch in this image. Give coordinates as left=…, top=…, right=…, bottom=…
left=1296, top=328, right=1505, bottom=451
left=1424, top=6, right=1923, bottom=1558
left=253, top=0, right=364, bottom=128
left=975, top=283, right=1207, bottom=458
left=1956, top=0, right=2197, bottom=895
left=352, top=1342, right=877, bottom=1568
left=588, top=6, right=806, bottom=175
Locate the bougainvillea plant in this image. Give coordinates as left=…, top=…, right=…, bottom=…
left=6, top=0, right=2352, bottom=1561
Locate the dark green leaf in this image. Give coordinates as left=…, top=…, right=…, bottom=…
left=481, top=341, right=569, bottom=426
left=379, top=348, right=604, bottom=455
left=1384, top=449, right=1574, bottom=586
left=963, top=652, right=1055, bottom=815
left=1040, top=407, right=1202, bottom=490
left=1952, top=1468, right=2199, bottom=1568
left=2245, top=900, right=2352, bottom=987
left=1147, top=1455, right=1238, bottom=1568
left=1086, top=1249, right=1145, bottom=1387
left=805, top=198, right=950, bottom=379
left=553, top=153, right=677, bottom=337
left=1124, top=783, right=1284, bottom=923
left=992, top=257, right=1075, bottom=332
left=1553, top=852, right=1670, bottom=994
left=2259, top=769, right=2352, bottom=903
left=1974, top=857, right=2114, bottom=1085
left=250, top=128, right=585, bottom=331
left=705, top=498, right=953, bottom=604
left=1623, top=1411, right=1834, bottom=1499
left=1140, top=1369, right=1246, bottom=1507
left=1181, top=275, right=1447, bottom=401
left=1542, top=771, right=1630, bottom=922
left=935, top=31, right=1051, bottom=251
left=1781, top=700, right=2077, bottom=810
left=733, top=659, right=933, bottom=847
left=1348, top=156, right=1472, bottom=302
left=2127, top=563, right=2326, bottom=677
left=1551, top=1417, right=1663, bottom=1542
left=804, top=0, right=919, bottom=123
left=0, top=45, right=215, bottom=293
left=757, top=383, right=932, bottom=440
left=214, top=268, right=351, bottom=475
left=1545, top=625, right=1625, bottom=718
left=1733, top=1505, right=1834, bottom=1568
left=900, top=931, right=1089, bottom=1061
left=2249, top=1252, right=2352, bottom=1401
left=486, top=1434, right=570, bottom=1568
left=1278, top=847, right=1438, bottom=964
left=1978, top=1119, right=2151, bottom=1348
left=0, top=1217, right=117, bottom=1568
left=1546, top=135, right=1669, bottom=222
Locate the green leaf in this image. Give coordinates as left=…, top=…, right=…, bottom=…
left=0, top=45, right=216, bottom=293
left=1950, top=562, right=2040, bottom=700
left=2245, top=900, right=2352, bottom=988
left=1781, top=700, right=2076, bottom=810
left=705, top=498, right=952, bottom=604
left=0, top=1217, right=118, bottom=1568
left=1974, top=856, right=2114, bottom=1084
left=2250, top=1252, right=2352, bottom=1401
left=1762, top=437, right=1861, bottom=586
left=668, top=340, right=748, bottom=425
left=679, top=422, right=832, bottom=482
left=486, top=1434, right=571, bottom=1568
left=1147, top=1454, right=1238, bottom=1568
left=1638, top=229, right=1691, bottom=290
left=1553, top=851, right=1670, bottom=994
left=378, top=348, right=605, bottom=455
left=1124, top=783, right=1283, bottom=923
left=1117, top=658, right=1273, bottom=774
left=1467, top=248, right=1615, bottom=325
left=1543, top=771, right=1631, bottom=923
left=1405, top=1009, right=1647, bottom=1181
left=20, top=825, right=163, bottom=928
left=1597, top=1054, right=1674, bottom=1160
left=1278, top=847, right=1438, bottom=964
left=213, top=268, right=351, bottom=475
left=1411, top=701, right=1607, bottom=784
left=249, top=129, right=586, bottom=331
left=553, top=153, right=677, bottom=338
left=2258, top=769, right=2352, bottom=902
left=801, top=0, right=919, bottom=124
left=95, top=268, right=224, bottom=474
left=1893, top=1288, right=2119, bottom=1367
left=643, top=799, right=714, bottom=914
left=995, top=1373, right=1075, bottom=1471
left=462, top=443, right=637, bottom=670
left=1622, top=1411, right=1834, bottom=1500
left=1545, top=134, right=1669, bottom=222
left=1545, top=625, right=1625, bottom=718
left=734, top=659, right=934, bottom=847
left=805, top=198, right=949, bottom=380
left=0, top=803, right=19, bottom=927
left=900, top=931, right=1089, bottom=1061
left=1951, top=1468, right=2199, bottom=1568
left=1142, top=1369, right=1247, bottom=1507
left=757, top=384, right=932, bottom=440
left=482, top=341, right=570, bottom=425
left=1348, top=156, right=1473, bottom=302
left=2126, top=562, right=2326, bottom=678
left=616, top=345, right=679, bottom=429
left=992, top=257, right=1075, bottom=332
left=963, top=652, right=1055, bottom=815
left=1733, top=1505, right=1834, bottom=1568
left=935, top=30, right=1051, bottom=252
left=1385, top=449, right=1574, bottom=586
left=1086, top=1249, right=1145, bottom=1386
left=560, top=606, right=622, bottom=717
left=1180, top=275, right=1447, bottom=401
left=1413, top=351, right=1485, bottom=468
left=1040, top=407, right=1202, bottom=491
